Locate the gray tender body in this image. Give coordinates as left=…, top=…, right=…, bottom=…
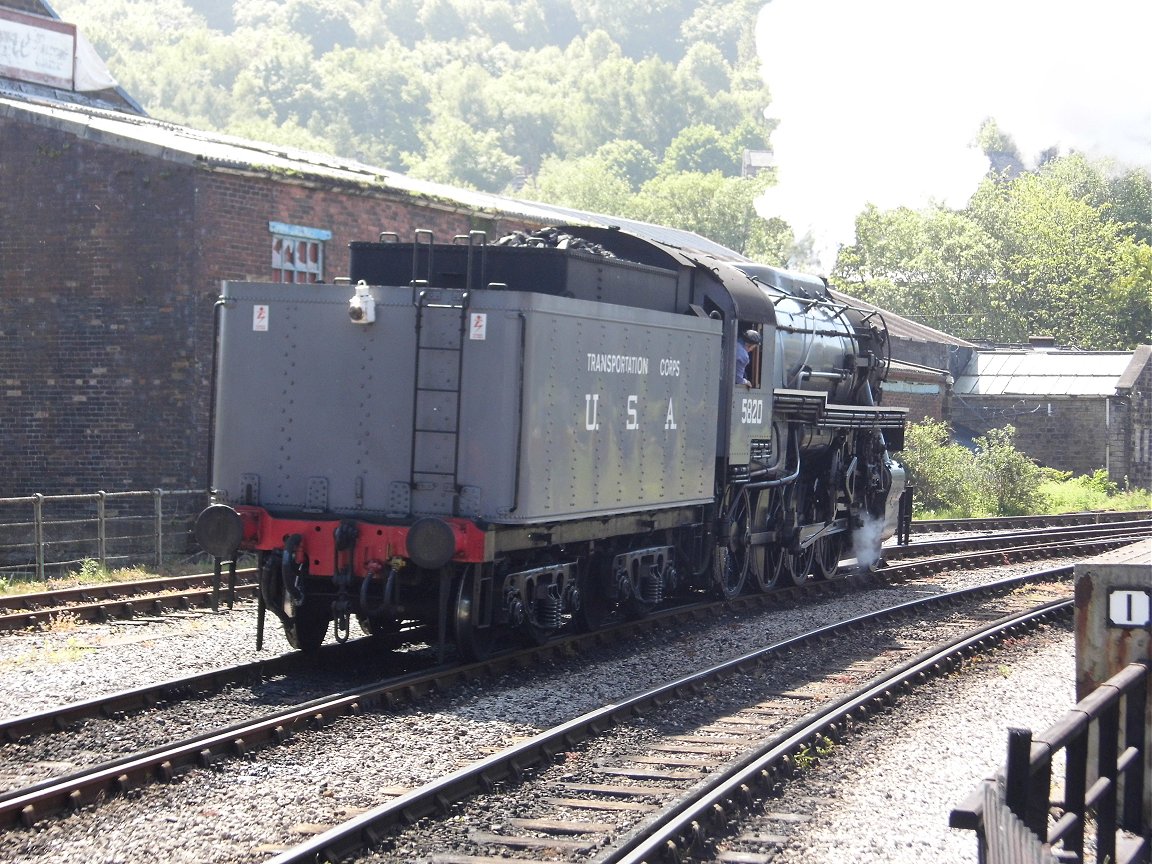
left=212, top=281, right=722, bottom=524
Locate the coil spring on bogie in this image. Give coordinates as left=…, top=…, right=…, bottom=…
left=535, top=584, right=563, bottom=629
left=640, top=564, right=665, bottom=604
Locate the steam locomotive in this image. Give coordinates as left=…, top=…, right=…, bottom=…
left=194, top=224, right=907, bottom=658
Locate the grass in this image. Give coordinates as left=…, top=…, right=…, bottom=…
left=916, top=471, right=1151, bottom=521
left=1037, top=472, right=1152, bottom=515
left=0, top=555, right=225, bottom=598
left=0, top=632, right=96, bottom=671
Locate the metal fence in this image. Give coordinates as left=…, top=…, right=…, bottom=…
left=952, top=660, right=1151, bottom=864
left=0, top=489, right=210, bottom=582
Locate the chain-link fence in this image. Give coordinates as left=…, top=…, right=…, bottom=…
left=0, top=489, right=210, bottom=582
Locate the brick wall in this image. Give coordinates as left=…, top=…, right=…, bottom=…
left=0, top=114, right=535, bottom=496
left=882, top=365, right=951, bottom=425
left=0, top=119, right=202, bottom=494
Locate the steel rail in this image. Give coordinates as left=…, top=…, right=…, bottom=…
left=876, top=533, right=1142, bottom=580
left=601, top=597, right=1075, bottom=863
left=259, top=566, right=1076, bottom=864
left=0, top=570, right=254, bottom=613
left=0, top=516, right=1139, bottom=632
left=0, top=584, right=260, bottom=631
left=2, top=521, right=1129, bottom=830
left=912, top=509, right=1149, bottom=534
left=883, top=519, right=1151, bottom=561
left=0, top=644, right=341, bottom=744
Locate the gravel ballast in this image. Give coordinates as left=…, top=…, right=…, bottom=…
left=0, top=559, right=1086, bottom=863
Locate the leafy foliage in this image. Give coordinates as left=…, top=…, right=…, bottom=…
left=55, top=0, right=772, bottom=180
left=834, top=150, right=1152, bottom=350
left=900, top=418, right=983, bottom=517
left=901, top=419, right=1148, bottom=518
left=902, top=419, right=1041, bottom=517
left=970, top=426, right=1045, bottom=517
left=53, top=0, right=1150, bottom=330
left=1038, top=469, right=1152, bottom=513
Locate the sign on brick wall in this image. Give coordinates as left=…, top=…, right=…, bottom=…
left=0, top=9, right=75, bottom=90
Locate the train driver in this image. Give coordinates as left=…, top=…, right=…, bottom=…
left=735, top=329, right=761, bottom=388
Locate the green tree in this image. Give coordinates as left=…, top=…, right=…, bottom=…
left=523, top=155, right=633, bottom=215
left=570, top=0, right=695, bottom=61
left=661, top=124, right=738, bottom=175
left=834, top=204, right=1000, bottom=337
left=971, top=426, right=1045, bottom=516
left=231, top=31, right=318, bottom=124
left=899, top=418, right=983, bottom=517
left=594, top=140, right=658, bottom=191
left=306, top=45, right=430, bottom=170
left=55, top=0, right=786, bottom=252
left=680, top=0, right=758, bottom=63
left=968, top=164, right=1148, bottom=348
left=404, top=116, right=520, bottom=191
left=632, top=171, right=778, bottom=258
left=835, top=151, right=1151, bottom=350
left=975, top=117, right=1024, bottom=178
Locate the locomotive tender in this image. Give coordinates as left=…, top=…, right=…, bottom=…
left=195, top=225, right=907, bottom=657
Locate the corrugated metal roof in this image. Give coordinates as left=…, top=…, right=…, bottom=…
left=953, top=351, right=1135, bottom=396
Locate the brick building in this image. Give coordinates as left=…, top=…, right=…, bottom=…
left=953, top=343, right=1152, bottom=488
left=0, top=98, right=573, bottom=495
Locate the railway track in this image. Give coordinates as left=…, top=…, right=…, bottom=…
left=0, top=522, right=1139, bottom=863
left=0, top=511, right=1133, bottom=631
left=0, top=518, right=1138, bottom=755
left=0, top=551, right=1086, bottom=834
left=262, top=572, right=1075, bottom=863
left=912, top=508, right=1149, bottom=534
left=0, top=570, right=258, bottom=631
left=0, top=512, right=1142, bottom=634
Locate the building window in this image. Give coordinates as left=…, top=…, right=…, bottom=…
left=270, top=221, right=332, bottom=283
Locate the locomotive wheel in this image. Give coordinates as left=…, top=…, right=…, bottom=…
left=751, top=489, right=785, bottom=592
left=755, top=546, right=786, bottom=592
left=811, top=534, right=843, bottom=581
left=713, top=544, right=746, bottom=600
left=284, top=599, right=330, bottom=652
left=714, top=486, right=751, bottom=600
left=781, top=545, right=813, bottom=587
left=454, top=567, right=495, bottom=662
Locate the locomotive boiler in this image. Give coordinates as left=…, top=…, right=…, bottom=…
left=194, top=225, right=907, bottom=657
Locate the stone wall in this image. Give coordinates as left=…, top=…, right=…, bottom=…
left=952, top=395, right=1109, bottom=479
left=1115, top=348, right=1152, bottom=489
left=953, top=350, right=1152, bottom=488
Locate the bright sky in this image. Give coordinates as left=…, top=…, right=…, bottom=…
left=755, top=0, right=1152, bottom=270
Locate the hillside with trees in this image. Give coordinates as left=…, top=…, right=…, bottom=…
left=52, top=0, right=1151, bottom=349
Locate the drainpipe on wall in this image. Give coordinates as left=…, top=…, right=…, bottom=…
left=1105, top=398, right=1111, bottom=478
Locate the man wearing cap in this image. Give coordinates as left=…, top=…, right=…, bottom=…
left=735, top=329, right=761, bottom=388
